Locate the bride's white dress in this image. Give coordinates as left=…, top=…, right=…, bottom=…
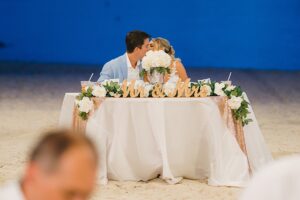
left=167, top=59, right=180, bottom=83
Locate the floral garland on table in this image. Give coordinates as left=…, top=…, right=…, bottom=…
left=75, top=84, right=107, bottom=120
left=75, top=80, right=150, bottom=120
left=76, top=79, right=252, bottom=126
left=198, top=81, right=253, bottom=126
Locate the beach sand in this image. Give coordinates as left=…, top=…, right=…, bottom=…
left=0, top=63, right=299, bottom=199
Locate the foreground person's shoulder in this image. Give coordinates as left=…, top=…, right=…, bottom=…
left=239, top=155, right=300, bottom=200
left=0, top=181, right=25, bottom=200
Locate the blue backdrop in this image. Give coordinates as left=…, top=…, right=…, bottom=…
left=1, top=0, right=300, bottom=69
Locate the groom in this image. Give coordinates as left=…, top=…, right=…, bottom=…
left=98, top=30, right=151, bottom=82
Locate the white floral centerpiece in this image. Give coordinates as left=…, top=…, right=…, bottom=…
left=141, top=50, right=172, bottom=84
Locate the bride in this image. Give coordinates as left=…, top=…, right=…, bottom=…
left=149, top=37, right=188, bottom=82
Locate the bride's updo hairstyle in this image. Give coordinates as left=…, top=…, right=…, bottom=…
left=150, top=37, right=175, bottom=59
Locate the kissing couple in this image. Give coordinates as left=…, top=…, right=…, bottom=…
left=98, top=30, right=188, bottom=83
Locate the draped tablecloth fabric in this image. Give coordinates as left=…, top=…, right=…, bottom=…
left=59, top=93, right=272, bottom=187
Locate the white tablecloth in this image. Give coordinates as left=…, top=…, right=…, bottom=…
left=59, top=93, right=272, bottom=187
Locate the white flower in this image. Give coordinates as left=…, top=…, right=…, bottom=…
left=114, top=93, right=121, bottom=98
left=222, top=80, right=232, bottom=86
left=228, top=96, right=243, bottom=110
left=156, top=50, right=171, bottom=67
left=225, top=85, right=236, bottom=92
left=163, top=82, right=177, bottom=95
left=198, top=78, right=211, bottom=84
left=77, top=97, right=93, bottom=113
left=242, top=92, right=247, bottom=100
left=101, top=80, right=109, bottom=85
left=92, top=85, right=107, bottom=97
left=142, top=50, right=171, bottom=71
left=200, top=84, right=212, bottom=97
left=214, top=82, right=226, bottom=96
left=75, top=99, right=80, bottom=105
left=141, top=51, right=153, bottom=71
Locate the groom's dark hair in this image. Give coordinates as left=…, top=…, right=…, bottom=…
left=126, top=30, right=150, bottom=53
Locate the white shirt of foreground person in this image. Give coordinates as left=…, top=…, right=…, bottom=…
left=0, top=181, right=25, bottom=200
left=240, top=155, right=300, bottom=200
left=126, top=53, right=140, bottom=81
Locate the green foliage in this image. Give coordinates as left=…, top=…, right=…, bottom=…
left=199, top=81, right=252, bottom=126
left=149, top=67, right=171, bottom=75
left=77, top=87, right=93, bottom=99
left=102, top=81, right=123, bottom=97
left=140, top=69, right=147, bottom=78
left=79, top=111, right=88, bottom=120
left=230, top=94, right=252, bottom=126
left=209, top=81, right=218, bottom=96
left=229, top=86, right=243, bottom=97
left=76, top=86, right=95, bottom=121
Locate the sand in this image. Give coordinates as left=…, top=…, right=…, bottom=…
left=0, top=63, right=299, bottom=199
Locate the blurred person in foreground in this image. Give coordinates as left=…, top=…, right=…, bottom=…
left=240, top=155, right=300, bottom=200
left=0, top=129, right=98, bottom=200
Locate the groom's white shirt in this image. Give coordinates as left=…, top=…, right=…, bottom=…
left=98, top=53, right=143, bottom=82
left=0, top=181, right=25, bottom=200
left=126, top=53, right=140, bottom=81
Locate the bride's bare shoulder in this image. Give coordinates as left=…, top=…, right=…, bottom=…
left=174, top=59, right=185, bottom=68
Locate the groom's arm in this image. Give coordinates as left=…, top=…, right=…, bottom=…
left=98, top=63, right=113, bottom=82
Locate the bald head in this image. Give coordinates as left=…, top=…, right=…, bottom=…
left=22, top=129, right=99, bottom=200
left=29, top=129, right=98, bottom=172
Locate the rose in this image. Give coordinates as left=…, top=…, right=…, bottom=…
left=92, top=85, right=106, bottom=97
left=142, top=50, right=171, bottom=70
left=77, top=97, right=93, bottom=113
left=156, top=50, right=171, bottom=68
left=225, top=85, right=236, bottom=92
left=228, top=96, right=243, bottom=110
left=142, top=51, right=156, bottom=70
left=200, top=85, right=212, bottom=97
left=142, top=54, right=152, bottom=71
left=214, top=82, right=226, bottom=96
